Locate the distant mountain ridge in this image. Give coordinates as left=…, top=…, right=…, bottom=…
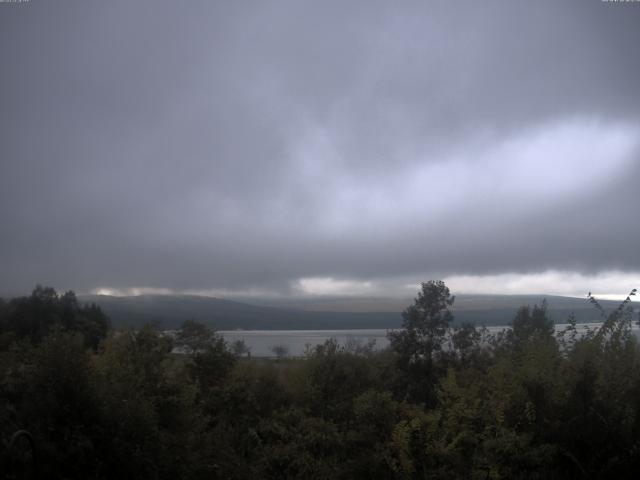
left=79, top=294, right=401, bottom=330
left=78, top=293, right=633, bottom=330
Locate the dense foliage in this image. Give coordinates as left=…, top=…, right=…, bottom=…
left=1, top=283, right=640, bottom=479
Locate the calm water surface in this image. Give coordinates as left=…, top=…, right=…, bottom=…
left=219, top=323, right=640, bottom=357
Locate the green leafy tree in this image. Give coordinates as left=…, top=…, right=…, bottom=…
left=1, top=286, right=109, bottom=349
left=388, top=280, right=455, bottom=405
left=295, top=339, right=378, bottom=422
left=188, top=336, right=236, bottom=396
left=94, top=325, right=204, bottom=479
left=176, top=319, right=213, bottom=354
left=510, top=300, right=554, bottom=346
left=10, top=329, right=100, bottom=478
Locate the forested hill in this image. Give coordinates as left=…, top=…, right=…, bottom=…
left=79, top=294, right=399, bottom=330
left=78, top=293, right=628, bottom=330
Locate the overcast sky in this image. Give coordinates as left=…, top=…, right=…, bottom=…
left=1, top=0, right=639, bottom=299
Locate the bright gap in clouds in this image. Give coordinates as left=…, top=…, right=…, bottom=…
left=294, top=270, right=640, bottom=301
left=443, top=271, right=640, bottom=301
left=92, top=287, right=175, bottom=297
left=304, top=118, right=639, bottom=233
left=91, top=270, right=640, bottom=301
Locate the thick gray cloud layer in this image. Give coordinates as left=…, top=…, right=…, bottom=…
left=1, top=0, right=639, bottom=295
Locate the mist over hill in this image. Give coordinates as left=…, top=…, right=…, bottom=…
left=79, top=293, right=628, bottom=330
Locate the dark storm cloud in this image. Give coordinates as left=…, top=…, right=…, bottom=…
left=1, top=0, right=639, bottom=295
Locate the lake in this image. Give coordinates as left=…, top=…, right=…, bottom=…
left=218, top=329, right=389, bottom=357
left=219, top=322, right=640, bottom=357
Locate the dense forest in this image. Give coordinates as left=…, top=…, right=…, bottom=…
left=1, top=282, right=640, bottom=479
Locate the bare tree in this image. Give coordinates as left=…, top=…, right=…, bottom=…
left=231, top=339, right=251, bottom=358
left=269, top=343, right=289, bottom=360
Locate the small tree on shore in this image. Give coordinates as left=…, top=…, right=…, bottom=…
left=231, top=339, right=251, bottom=358
left=270, top=344, right=289, bottom=360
